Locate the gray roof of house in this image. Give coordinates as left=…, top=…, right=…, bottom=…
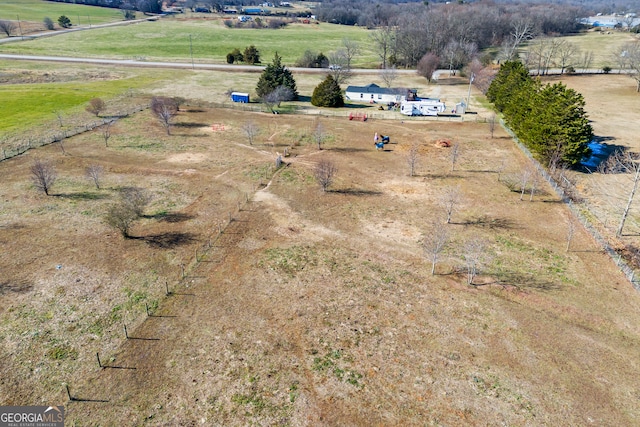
left=345, top=83, right=411, bottom=96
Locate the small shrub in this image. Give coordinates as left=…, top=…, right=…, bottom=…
left=43, top=17, right=55, bottom=30
left=58, top=15, right=72, bottom=28
left=602, top=66, right=612, bottom=74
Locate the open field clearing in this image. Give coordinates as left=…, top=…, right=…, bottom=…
left=1, top=80, right=640, bottom=425
left=0, top=60, right=474, bottom=147
left=0, top=0, right=129, bottom=34
left=521, top=29, right=638, bottom=70
left=550, top=74, right=640, bottom=241
left=0, top=19, right=377, bottom=67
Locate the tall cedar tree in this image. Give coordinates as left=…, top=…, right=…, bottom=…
left=487, top=61, right=592, bottom=166
left=256, top=53, right=298, bottom=100
left=311, top=75, right=344, bottom=108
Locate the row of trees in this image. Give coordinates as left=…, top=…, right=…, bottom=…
left=226, top=46, right=260, bottom=65
left=486, top=61, right=593, bottom=167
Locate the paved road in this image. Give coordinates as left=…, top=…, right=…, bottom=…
left=0, top=16, right=159, bottom=44
left=0, top=53, right=424, bottom=75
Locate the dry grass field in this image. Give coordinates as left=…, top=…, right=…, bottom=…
left=549, top=73, right=640, bottom=239
left=2, top=66, right=640, bottom=425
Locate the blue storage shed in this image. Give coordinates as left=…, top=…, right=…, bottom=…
left=231, top=92, right=250, bottom=103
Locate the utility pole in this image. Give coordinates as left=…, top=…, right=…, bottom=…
left=189, top=34, right=194, bottom=70
left=466, top=73, right=475, bottom=113
left=17, top=15, right=23, bottom=40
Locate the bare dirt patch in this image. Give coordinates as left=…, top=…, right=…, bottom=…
left=1, top=104, right=640, bottom=426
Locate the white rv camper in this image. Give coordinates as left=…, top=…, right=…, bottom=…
left=400, top=99, right=446, bottom=116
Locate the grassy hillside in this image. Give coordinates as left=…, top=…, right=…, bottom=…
left=0, top=18, right=377, bottom=66
left=0, top=0, right=127, bottom=28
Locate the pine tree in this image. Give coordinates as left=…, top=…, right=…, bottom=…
left=311, top=75, right=344, bottom=107
left=256, top=53, right=298, bottom=100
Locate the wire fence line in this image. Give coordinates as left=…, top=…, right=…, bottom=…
left=0, top=104, right=149, bottom=162
left=501, top=119, right=640, bottom=290
left=186, top=99, right=487, bottom=122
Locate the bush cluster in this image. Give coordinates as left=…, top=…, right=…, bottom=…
left=226, top=45, right=260, bottom=65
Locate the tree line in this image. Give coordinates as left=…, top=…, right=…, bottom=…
left=486, top=60, right=593, bottom=168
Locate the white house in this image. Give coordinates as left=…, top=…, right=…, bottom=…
left=345, top=84, right=417, bottom=104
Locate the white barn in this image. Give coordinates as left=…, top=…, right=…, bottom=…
left=345, top=83, right=417, bottom=104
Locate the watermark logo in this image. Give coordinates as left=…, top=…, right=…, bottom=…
left=0, top=406, right=64, bottom=427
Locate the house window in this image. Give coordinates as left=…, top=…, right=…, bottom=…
left=378, top=94, right=382, bottom=100
left=360, top=93, right=363, bottom=98
left=370, top=94, right=374, bottom=99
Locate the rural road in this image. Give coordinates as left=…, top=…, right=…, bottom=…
left=0, top=52, right=420, bottom=75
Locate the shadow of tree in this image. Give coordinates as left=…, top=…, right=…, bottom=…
left=458, top=215, right=516, bottom=229
left=145, top=212, right=195, bottom=223
left=0, top=280, right=33, bottom=295
left=489, top=271, right=562, bottom=292
left=140, top=232, right=197, bottom=249
left=330, top=188, right=384, bottom=196
left=174, top=122, right=211, bottom=128
left=57, top=192, right=109, bottom=200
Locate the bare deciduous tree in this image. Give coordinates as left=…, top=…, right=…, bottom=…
left=314, top=158, right=337, bottom=192
left=241, top=121, right=260, bottom=145
left=0, top=20, right=17, bottom=37
left=105, top=202, right=138, bottom=238
left=423, top=221, right=449, bottom=275
left=119, top=186, right=151, bottom=218
left=417, top=53, right=440, bottom=84
left=263, top=85, right=294, bottom=113
left=463, top=237, right=489, bottom=285
left=101, top=120, right=112, bottom=147
left=518, top=167, right=533, bottom=201
left=30, top=159, right=57, bottom=196
left=439, top=186, right=461, bottom=224
left=566, top=216, right=576, bottom=252
left=151, top=97, right=178, bottom=135
left=55, top=110, right=64, bottom=127
left=86, top=98, right=106, bottom=117
left=380, top=66, right=398, bottom=88
left=86, top=164, right=104, bottom=189
left=529, top=169, right=540, bottom=201
left=599, top=149, right=640, bottom=237
left=555, top=40, right=578, bottom=74
left=406, top=143, right=420, bottom=177
left=622, top=41, right=640, bottom=92
left=450, top=142, right=460, bottom=172
left=369, top=26, right=395, bottom=69
left=313, top=121, right=326, bottom=150
left=488, top=114, right=497, bottom=139
left=327, top=50, right=351, bottom=86
left=341, top=38, right=360, bottom=70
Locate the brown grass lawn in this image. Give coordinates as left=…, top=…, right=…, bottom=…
left=1, top=73, right=640, bottom=425
left=548, top=74, right=640, bottom=239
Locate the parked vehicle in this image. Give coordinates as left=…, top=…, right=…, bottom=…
left=400, top=99, right=446, bottom=116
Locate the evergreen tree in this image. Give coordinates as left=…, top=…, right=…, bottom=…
left=311, top=75, right=344, bottom=107
left=487, top=61, right=592, bottom=167
left=486, top=61, right=531, bottom=112
left=256, top=53, right=298, bottom=100
left=243, top=45, right=260, bottom=65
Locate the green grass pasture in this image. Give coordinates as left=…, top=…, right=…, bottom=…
left=520, top=29, right=637, bottom=69
left=0, top=19, right=378, bottom=66
left=0, top=74, right=155, bottom=134
left=0, top=0, right=126, bottom=26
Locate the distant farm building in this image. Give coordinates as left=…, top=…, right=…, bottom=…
left=243, top=7, right=269, bottom=15
left=345, top=84, right=418, bottom=104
